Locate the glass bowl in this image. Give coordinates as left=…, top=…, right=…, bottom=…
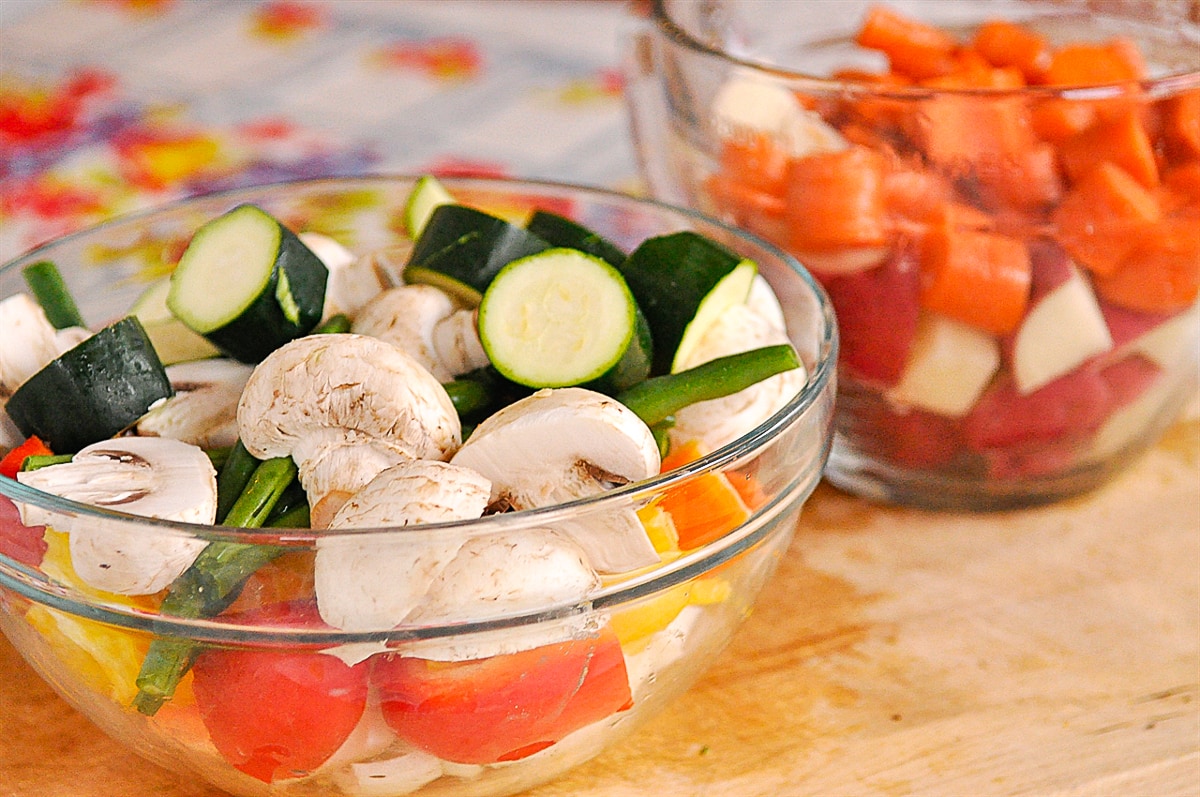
left=0, top=176, right=836, bottom=796
left=626, top=0, right=1200, bottom=510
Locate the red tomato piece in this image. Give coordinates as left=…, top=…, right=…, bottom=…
left=0, top=495, right=47, bottom=568
left=374, top=628, right=633, bottom=765
left=190, top=601, right=369, bottom=783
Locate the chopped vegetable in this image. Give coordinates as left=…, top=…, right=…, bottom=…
left=0, top=435, right=51, bottom=479
left=22, top=260, right=85, bottom=330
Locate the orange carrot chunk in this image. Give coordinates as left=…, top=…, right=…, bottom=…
left=1164, top=90, right=1200, bottom=160
left=855, top=5, right=960, bottom=81
left=1052, top=162, right=1163, bottom=277
left=1059, top=110, right=1160, bottom=188
left=784, top=145, right=889, bottom=252
left=918, top=224, right=1031, bottom=335
left=1039, top=43, right=1142, bottom=86
left=1093, top=216, right=1200, bottom=313
left=972, top=19, right=1052, bottom=81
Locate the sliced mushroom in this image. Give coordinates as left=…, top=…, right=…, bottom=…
left=0, top=293, right=89, bottom=398
left=135, top=358, right=254, bottom=449
left=402, top=528, right=601, bottom=661
left=670, top=303, right=809, bottom=452
left=450, top=387, right=661, bottom=573
left=431, top=308, right=490, bottom=377
left=305, top=233, right=405, bottom=321
left=236, top=333, right=461, bottom=520
left=315, top=459, right=491, bottom=632
left=17, top=436, right=216, bottom=595
left=352, top=285, right=458, bottom=382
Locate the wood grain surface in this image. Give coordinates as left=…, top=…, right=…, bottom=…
left=2, top=418, right=1197, bottom=797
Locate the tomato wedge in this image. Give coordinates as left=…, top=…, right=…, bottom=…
left=374, top=628, right=633, bottom=765
left=190, top=601, right=370, bottom=783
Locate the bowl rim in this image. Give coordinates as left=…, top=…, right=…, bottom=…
left=649, top=0, right=1200, bottom=95
left=0, top=173, right=838, bottom=639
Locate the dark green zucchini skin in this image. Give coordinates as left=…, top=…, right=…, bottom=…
left=525, top=210, right=626, bottom=268
left=5, top=317, right=173, bottom=453
left=405, top=204, right=550, bottom=300
left=198, top=208, right=328, bottom=363
left=593, top=305, right=653, bottom=394
left=618, top=231, right=749, bottom=376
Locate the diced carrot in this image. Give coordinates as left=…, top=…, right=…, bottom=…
left=224, top=551, right=317, bottom=614
left=1052, top=161, right=1163, bottom=277
left=658, top=440, right=751, bottom=551
left=916, top=95, right=1033, bottom=167
left=883, top=166, right=953, bottom=226
left=1093, top=216, right=1200, bottom=313
left=854, top=5, right=959, bottom=81
left=0, top=435, right=52, bottom=479
left=1104, top=37, right=1147, bottom=81
left=716, top=133, right=789, bottom=194
left=1164, top=90, right=1200, bottom=160
left=1039, top=42, right=1142, bottom=86
left=1059, top=110, right=1160, bottom=188
left=933, top=202, right=996, bottom=232
left=922, top=64, right=1025, bottom=91
left=918, top=224, right=1031, bottom=335
left=784, top=145, right=889, bottom=252
left=977, top=141, right=1064, bottom=212
left=1031, top=98, right=1098, bottom=143
left=1162, top=161, right=1200, bottom=208
left=971, top=19, right=1052, bottom=81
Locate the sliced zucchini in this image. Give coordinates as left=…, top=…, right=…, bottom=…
left=477, top=248, right=651, bottom=390
left=403, top=174, right=455, bottom=239
left=404, top=204, right=550, bottom=306
left=167, top=204, right=328, bottom=363
left=525, top=210, right=626, bottom=267
left=619, top=231, right=758, bottom=374
left=131, top=277, right=221, bottom=365
left=5, top=316, right=173, bottom=453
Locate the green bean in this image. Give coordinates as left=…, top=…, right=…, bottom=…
left=312, top=313, right=351, bottom=334
left=132, top=457, right=298, bottom=716
left=215, top=440, right=258, bottom=523
left=616, top=344, right=802, bottom=427
left=23, top=260, right=85, bottom=330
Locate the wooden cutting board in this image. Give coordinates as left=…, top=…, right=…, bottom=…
left=2, top=417, right=1197, bottom=797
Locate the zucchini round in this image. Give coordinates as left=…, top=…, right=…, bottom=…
left=5, top=316, right=173, bottom=453
left=477, top=248, right=650, bottom=389
left=619, top=231, right=758, bottom=374
left=404, top=204, right=550, bottom=306
left=131, top=277, right=221, bottom=365
left=167, top=204, right=328, bottom=363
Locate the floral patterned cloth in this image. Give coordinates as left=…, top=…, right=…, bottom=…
left=0, top=0, right=639, bottom=262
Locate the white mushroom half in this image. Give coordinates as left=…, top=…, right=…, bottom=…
left=305, top=233, right=405, bottom=321
left=402, top=528, right=601, bottom=661
left=17, top=436, right=216, bottom=595
left=316, top=459, right=491, bottom=632
left=712, top=71, right=847, bottom=157
left=236, top=333, right=461, bottom=523
left=0, top=293, right=89, bottom=397
left=450, top=387, right=661, bottom=573
left=135, top=358, right=254, bottom=449
left=670, top=303, right=808, bottom=452
left=352, top=285, right=458, bottom=382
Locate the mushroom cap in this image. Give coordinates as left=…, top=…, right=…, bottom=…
left=402, top=528, right=601, bottom=661
left=450, top=387, right=660, bottom=509
left=237, top=334, right=461, bottom=497
left=0, top=293, right=67, bottom=395
left=17, top=436, right=216, bottom=595
left=315, top=460, right=491, bottom=632
left=352, top=285, right=457, bottom=382
left=449, top=387, right=661, bottom=573
left=136, top=358, right=254, bottom=449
